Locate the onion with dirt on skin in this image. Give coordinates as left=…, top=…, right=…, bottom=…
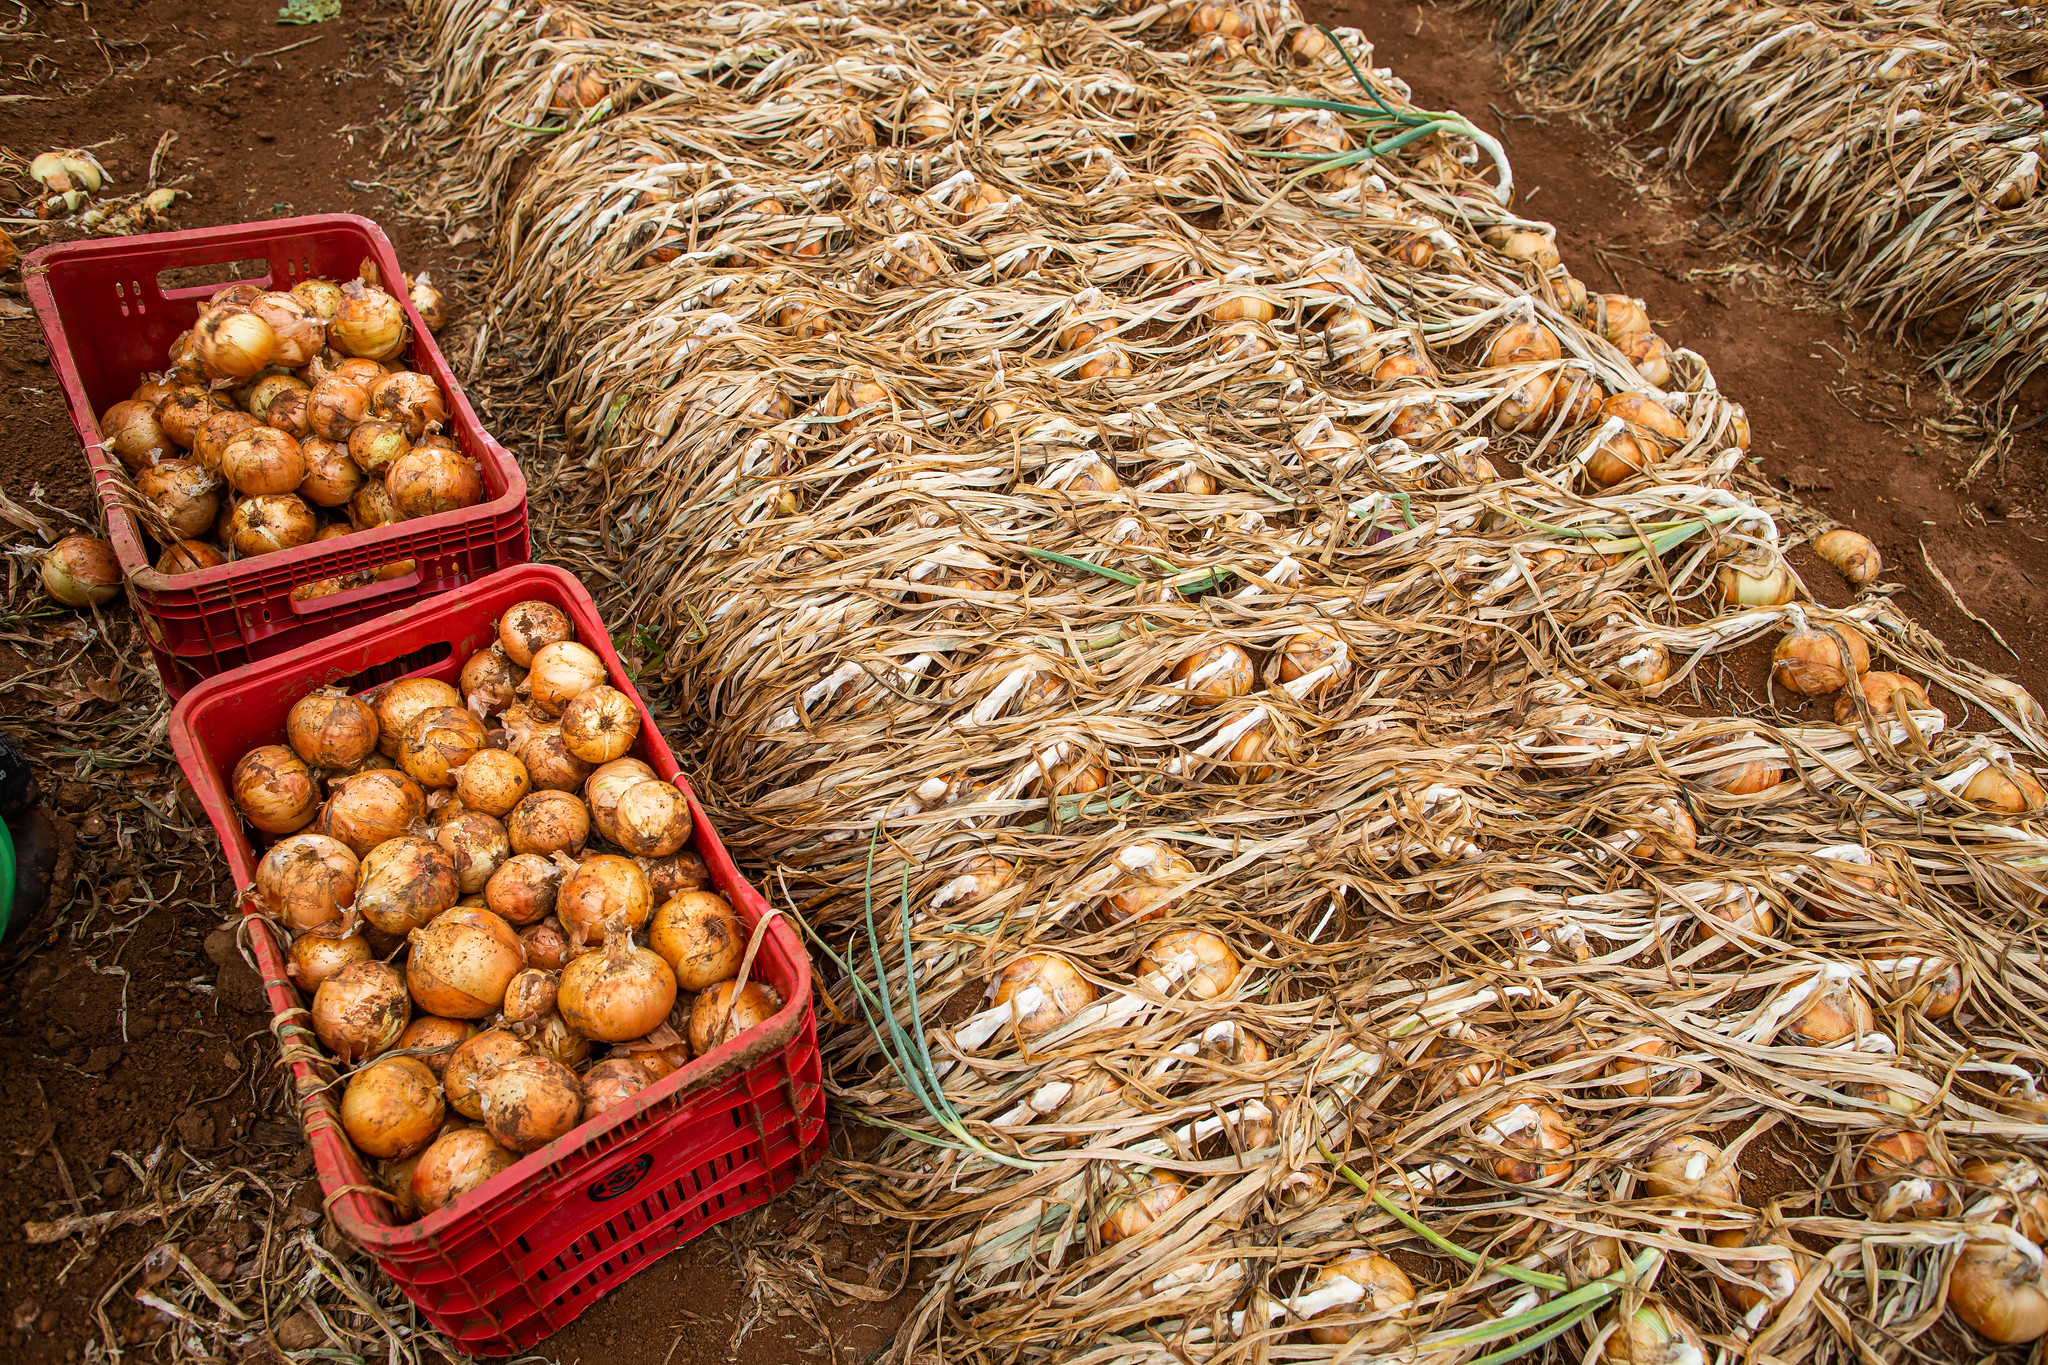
left=1171, top=643, right=1255, bottom=707
left=311, top=960, right=410, bottom=1062
left=1814, top=528, right=1882, bottom=586
left=524, top=1009, right=590, bottom=1068
left=582, top=1057, right=654, bottom=1119
left=1305, top=1254, right=1417, bottom=1347
left=648, top=890, right=745, bottom=990
left=354, top=836, right=460, bottom=937
left=395, top=1015, right=475, bottom=1076
left=641, top=848, right=710, bottom=902
left=287, top=687, right=379, bottom=769
left=560, top=923, right=677, bottom=1043
left=307, top=376, right=368, bottom=441
left=256, top=832, right=358, bottom=931
left=1835, top=671, right=1937, bottom=725
left=288, top=931, right=372, bottom=992
left=348, top=419, right=411, bottom=477
left=485, top=853, right=560, bottom=926
left=1854, top=1129, right=1956, bottom=1221
left=292, top=278, right=344, bottom=321
left=232, top=744, right=320, bottom=834
left=193, top=410, right=260, bottom=472
left=613, top=779, right=692, bottom=858
left=368, top=371, right=448, bottom=437
left=194, top=306, right=276, bottom=379
left=1584, top=392, right=1689, bottom=489
left=157, top=539, right=226, bottom=575
left=1097, top=1170, right=1185, bottom=1245
left=519, top=916, right=572, bottom=970
left=477, top=1054, right=581, bottom=1153
left=373, top=678, right=462, bottom=760
left=555, top=854, right=653, bottom=946
left=41, top=535, right=121, bottom=608
left=411, top=1127, right=518, bottom=1214
left=525, top=641, right=607, bottom=716
left=320, top=767, right=426, bottom=855
left=460, top=647, right=525, bottom=717
left=500, top=600, right=574, bottom=668
left=501, top=968, right=558, bottom=1025
left=409, top=274, right=447, bottom=331
left=1641, top=1134, right=1742, bottom=1206
left=407, top=905, right=526, bottom=1018
left=136, top=460, right=220, bottom=539
left=456, top=749, right=530, bottom=818
left=1772, top=610, right=1870, bottom=695
left=585, top=758, right=656, bottom=842
left=688, top=977, right=780, bottom=1056
left=990, top=952, right=1095, bottom=1039
left=153, top=389, right=226, bottom=449
left=401, top=705, right=488, bottom=789
left=506, top=790, right=590, bottom=858
left=434, top=810, right=510, bottom=895
left=1951, top=1235, right=2048, bottom=1344
left=228, top=493, right=317, bottom=557
left=1475, top=1097, right=1575, bottom=1185
left=341, top=1055, right=444, bottom=1159
left=386, top=444, right=484, bottom=520
left=559, top=685, right=641, bottom=764
left=514, top=725, right=591, bottom=793
left=1138, top=928, right=1239, bottom=1000
left=331, top=281, right=409, bottom=361
left=100, top=399, right=172, bottom=471
left=445, top=1028, right=529, bottom=1119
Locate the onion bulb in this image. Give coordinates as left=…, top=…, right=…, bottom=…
left=395, top=1015, right=475, bottom=1076
left=501, top=967, right=558, bottom=1025
left=341, top=1055, right=444, bottom=1159
left=1870, top=956, right=1963, bottom=1019
left=516, top=725, right=592, bottom=793
left=1104, top=840, right=1197, bottom=922
left=584, top=758, right=656, bottom=842
left=520, top=916, right=572, bottom=970
left=1814, top=528, right=1881, bottom=586
left=386, top=444, right=483, bottom=520
left=408, top=274, right=447, bottom=331
left=434, top=810, right=510, bottom=896
left=311, top=960, right=410, bottom=1062
left=1717, top=561, right=1796, bottom=608
left=559, top=685, right=640, bottom=764
left=506, top=790, right=590, bottom=858
left=228, top=493, right=317, bottom=557
left=499, top=600, right=574, bottom=667
left=256, top=832, right=358, bottom=932
left=1591, top=294, right=1653, bottom=343
left=688, top=978, right=779, bottom=1055
left=307, top=376, right=369, bottom=441
left=355, top=836, right=460, bottom=936
left=477, top=1054, right=581, bottom=1153
left=1306, top=1253, right=1416, bottom=1347
left=407, top=905, right=525, bottom=1018
left=232, top=744, right=319, bottom=834
left=1615, top=795, right=1696, bottom=863
left=1276, top=627, right=1352, bottom=697
left=460, top=647, right=524, bottom=717
left=374, top=678, right=462, bottom=760
left=1772, top=612, right=1870, bottom=695
left=1605, top=1036, right=1671, bottom=1097
left=556, top=854, right=654, bottom=945
left=367, top=371, right=448, bottom=438
left=1475, top=1097, right=1574, bottom=1184
left=1780, top=976, right=1874, bottom=1047
left=1835, top=671, right=1936, bottom=725
left=456, top=750, right=530, bottom=818
left=40, top=535, right=120, bottom=608
left=1171, top=643, right=1255, bottom=707
left=100, top=399, right=173, bottom=471
left=320, top=767, right=426, bottom=855
left=582, top=1057, right=653, bottom=1119
left=1584, top=392, right=1689, bottom=489
left=639, top=848, right=710, bottom=902
left=288, top=931, right=371, bottom=993
left=445, top=1029, right=529, bottom=1119
left=287, top=686, right=379, bottom=769
left=136, top=460, right=219, bottom=539
left=411, top=1127, right=517, bottom=1214
left=485, top=853, right=561, bottom=926
left=250, top=292, right=324, bottom=368
left=1620, top=331, right=1673, bottom=387
left=1951, top=1237, right=2048, bottom=1344
left=648, top=890, right=745, bottom=990
left=194, top=306, right=276, bottom=379
left=1963, top=761, right=2048, bottom=814
left=347, top=419, right=411, bottom=477
left=1483, top=321, right=1560, bottom=367
left=1854, top=1129, right=1955, bottom=1220
left=291, top=279, right=344, bottom=320
left=401, top=705, right=488, bottom=788
left=524, top=1009, right=590, bottom=1068
left=331, top=282, right=409, bottom=361
left=612, top=780, right=692, bottom=858
left=1641, top=1134, right=1741, bottom=1205
left=991, top=952, right=1095, bottom=1038
left=1602, top=1302, right=1705, bottom=1365
left=560, top=930, right=677, bottom=1043
left=1138, top=929, right=1239, bottom=1000
left=525, top=641, right=606, bottom=716
left=156, top=539, right=226, bottom=575
left=1097, top=1170, right=1185, bottom=1245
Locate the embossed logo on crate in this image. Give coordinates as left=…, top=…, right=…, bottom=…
left=588, top=1152, right=654, bottom=1202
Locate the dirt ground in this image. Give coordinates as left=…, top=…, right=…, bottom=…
left=0, top=1, right=2040, bottom=1363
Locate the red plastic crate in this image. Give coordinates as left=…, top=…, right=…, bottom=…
left=168, top=564, right=824, bottom=1355
left=22, top=214, right=530, bottom=698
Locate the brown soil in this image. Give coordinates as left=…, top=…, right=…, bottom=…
left=0, top=1, right=2039, bottom=1363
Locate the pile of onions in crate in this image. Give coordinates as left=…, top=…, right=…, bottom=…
left=98, top=268, right=483, bottom=602
left=230, top=598, right=779, bottom=1218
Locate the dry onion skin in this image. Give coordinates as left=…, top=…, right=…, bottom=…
left=340, top=1055, right=445, bottom=1160
left=286, top=687, right=379, bottom=769
left=991, top=952, right=1095, bottom=1038
left=611, top=779, right=693, bottom=858
left=484, top=852, right=562, bottom=926
left=374, top=677, right=463, bottom=761
left=581, top=1056, right=654, bottom=1119
left=410, top=1127, right=518, bottom=1215
left=311, top=960, right=410, bottom=1063
left=456, top=749, right=531, bottom=818
left=460, top=646, right=525, bottom=716
left=444, top=1028, right=529, bottom=1120
left=232, top=744, right=320, bottom=835
left=256, top=832, right=358, bottom=933
left=500, top=967, right=559, bottom=1025
left=648, top=890, right=746, bottom=991
left=559, top=928, right=678, bottom=1043
left=478, top=1054, right=582, bottom=1153
left=287, top=932, right=372, bottom=993
left=584, top=758, right=657, bottom=842
left=401, top=705, right=489, bottom=789
left=525, top=640, right=606, bottom=716
left=394, top=1015, right=476, bottom=1076
left=319, top=767, right=426, bottom=856
left=687, top=978, right=780, bottom=1056
left=555, top=854, right=654, bottom=945
left=406, top=905, right=526, bottom=1018
left=499, top=600, right=574, bottom=668
left=355, top=836, right=460, bottom=937
left=559, top=685, right=642, bottom=764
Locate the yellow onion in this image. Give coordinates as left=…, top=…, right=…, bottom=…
left=136, top=459, right=219, bottom=539
left=1104, top=840, right=1197, bottom=923
left=991, top=952, right=1094, bottom=1038
left=687, top=977, right=779, bottom=1055
left=192, top=410, right=260, bottom=472
left=582, top=1057, right=653, bottom=1119
left=1835, top=671, right=1935, bottom=725
left=1585, top=392, right=1690, bottom=488
left=1620, top=332, right=1672, bottom=387
left=1870, top=956, right=1963, bottom=1019
left=1814, top=528, right=1881, bottom=586
left=1641, top=1134, right=1741, bottom=1205
left=242, top=371, right=308, bottom=425
left=373, top=677, right=462, bottom=759
left=287, top=686, right=379, bottom=768
left=1476, top=1097, right=1574, bottom=1185
left=408, top=274, right=447, bottom=331
left=1772, top=614, right=1870, bottom=695
left=194, top=306, right=276, bottom=379
left=1551, top=371, right=1607, bottom=427
left=1483, top=321, right=1561, bottom=368
left=506, top=790, right=590, bottom=857
left=514, top=724, right=591, bottom=793
left=395, top=1015, right=475, bottom=1076
left=445, top=1029, right=529, bottom=1119
left=1171, top=643, right=1255, bottom=707
left=320, top=767, right=426, bottom=855
left=407, top=905, right=525, bottom=1018
left=460, top=647, right=525, bottom=716
left=556, top=854, right=654, bottom=946
left=401, top=705, right=488, bottom=788
left=640, top=849, right=710, bottom=902
left=228, top=493, right=317, bottom=557
left=1717, top=562, right=1797, bottom=608
left=100, top=398, right=172, bottom=471
left=347, top=419, right=411, bottom=480
left=1854, top=1129, right=1955, bottom=1220
left=40, top=535, right=121, bottom=608
left=1963, top=761, right=2048, bottom=814
left=525, top=1009, right=590, bottom=1068
left=1277, top=627, right=1351, bottom=697
left=310, top=960, right=410, bottom=1062
left=331, top=281, right=409, bottom=361
left=477, top=1054, right=581, bottom=1153
left=1591, top=294, right=1653, bottom=343
left=456, top=750, right=530, bottom=819
left=256, top=832, right=358, bottom=932
left=559, top=685, right=641, bottom=764
left=613, top=780, right=692, bottom=858
left=499, top=600, right=574, bottom=667
left=519, top=916, right=572, bottom=969
left=307, top=376, right=368, bottom=441
left=412, top=1127, right=517, bottom=1214
left=485, top=852, right=561, bottom=926
left=341, top=1055, right=444, bottom=1159
left=1604, top=1036, right=1671, bottom=1097
left=290, top=278, right=345, bottom=320
left=501, top=967, right=558, bottom=1025
left=287, top=931, right=371, bottom=993
left=1306, top=1253, right=1416, bottom=1347
left=1616, top=795, right=1696, bottom=863
left=249, top=292, right=323, bottom=368
left=526, top=641, right=606, bottom=715
left=157, top=539, right=226, bottom=575
left=435, top=811, right=510, bottom=896
left=584, top=758, right=658, bottom=842
left=1138, top=928, right=1239, bottom=999
left=367, top=371, right=447, bottom=438
left=1781, top=976, right=1875, bottom=1047
left=355, top=836, right=460, bottom=936
left=232, top=744, right=320, bottom=834
left=1602, top=1303, right=1705, bottom=1365
left=1097, top=1170, right=1185, bottom=1245
left=386, top=445, right=484, bottom=520
left=648, top=890, right=745, bottom=991
left=560, top=929, right=678, bottom=1043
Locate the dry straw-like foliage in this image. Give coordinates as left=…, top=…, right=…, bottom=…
left=413, top=0, right=2048, bottom=1360
left=1482, top=0, right=2048, bottom=404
